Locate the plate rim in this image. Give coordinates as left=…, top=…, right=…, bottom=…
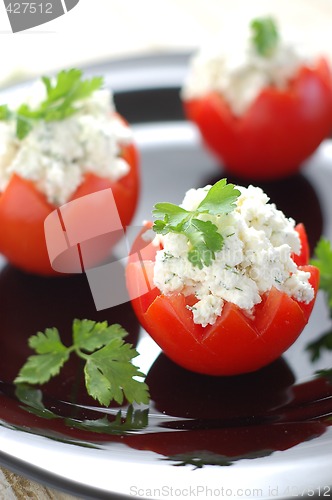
left=0, top=52, right=331, bottom=500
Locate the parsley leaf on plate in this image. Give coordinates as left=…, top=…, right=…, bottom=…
left=153, top=179, right=240, bottom=269
left=85, top=338, right=148, bottom=406
left=0, top=69, right=103, bottom=140
left=14, top=319, right=149, bottom=407
left=15, top=328, right=69, bottom=385
left=72, top=319, right=125, bottom=352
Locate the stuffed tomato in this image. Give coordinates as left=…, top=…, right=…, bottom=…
left=182, top=17, right=332, bottom=180
left=0, top=69, right=139, bottom=275
left=126, top=179, right=319, bottom=376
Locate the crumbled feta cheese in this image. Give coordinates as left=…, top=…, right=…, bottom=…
left=0, top=86, right=132, bottom=206
left=153, top=185, right=314, bottom=327
left=182, top=28, right=308, bottom=116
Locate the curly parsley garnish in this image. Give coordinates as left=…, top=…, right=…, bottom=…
left=153, top=179, right=240, bottom=269
left=0, top=68, right=103, bottom=140
left=250, top=16, right=279, bottom=57
left=14, top=319, right=149, bottom=407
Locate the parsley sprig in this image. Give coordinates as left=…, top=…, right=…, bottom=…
left=306, top=238, right=332, bottom=362
left=14, top=319, right=149, bottom=407
left=0, top=69, right=103, bottom=140
left=153, top=179, right=240, bottom=269
left=250, top=16, right=279, bottom=57
left=310, top=238, right=332, bottom=311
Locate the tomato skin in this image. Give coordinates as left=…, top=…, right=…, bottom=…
left=292, top=223, right=310, bottom=266
left=0, top=174, right=54, bottom=275
left=126, top=225, right=319, bottom=376
left=0, top=116, right=139, bottom=276
left=184, top=58, right=332, bottom=180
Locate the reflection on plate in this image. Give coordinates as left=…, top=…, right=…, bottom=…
left=0, top=54, right=332, bottom=500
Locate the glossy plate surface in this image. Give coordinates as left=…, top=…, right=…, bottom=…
left=0, top=54, right=332, bottom=500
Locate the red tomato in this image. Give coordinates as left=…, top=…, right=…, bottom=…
left=291, top=222, right=310, bottom=266
left=0, top=114, right=139, bottom=276
left=184, top=58, right=332, bottom=180
left=126, top=223, right=319, bottom=376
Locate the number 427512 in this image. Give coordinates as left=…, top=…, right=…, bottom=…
left=5, top=3, right=53, bottom=14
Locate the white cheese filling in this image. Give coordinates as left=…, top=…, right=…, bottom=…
left=0, top=85, right=132, bottom=206
left=153, top=185, right=314, bottom=327
left=182, top=28, right=308, bottom=116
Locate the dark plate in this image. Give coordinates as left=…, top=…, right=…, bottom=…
left=0, top=54, right=332, bottom=500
